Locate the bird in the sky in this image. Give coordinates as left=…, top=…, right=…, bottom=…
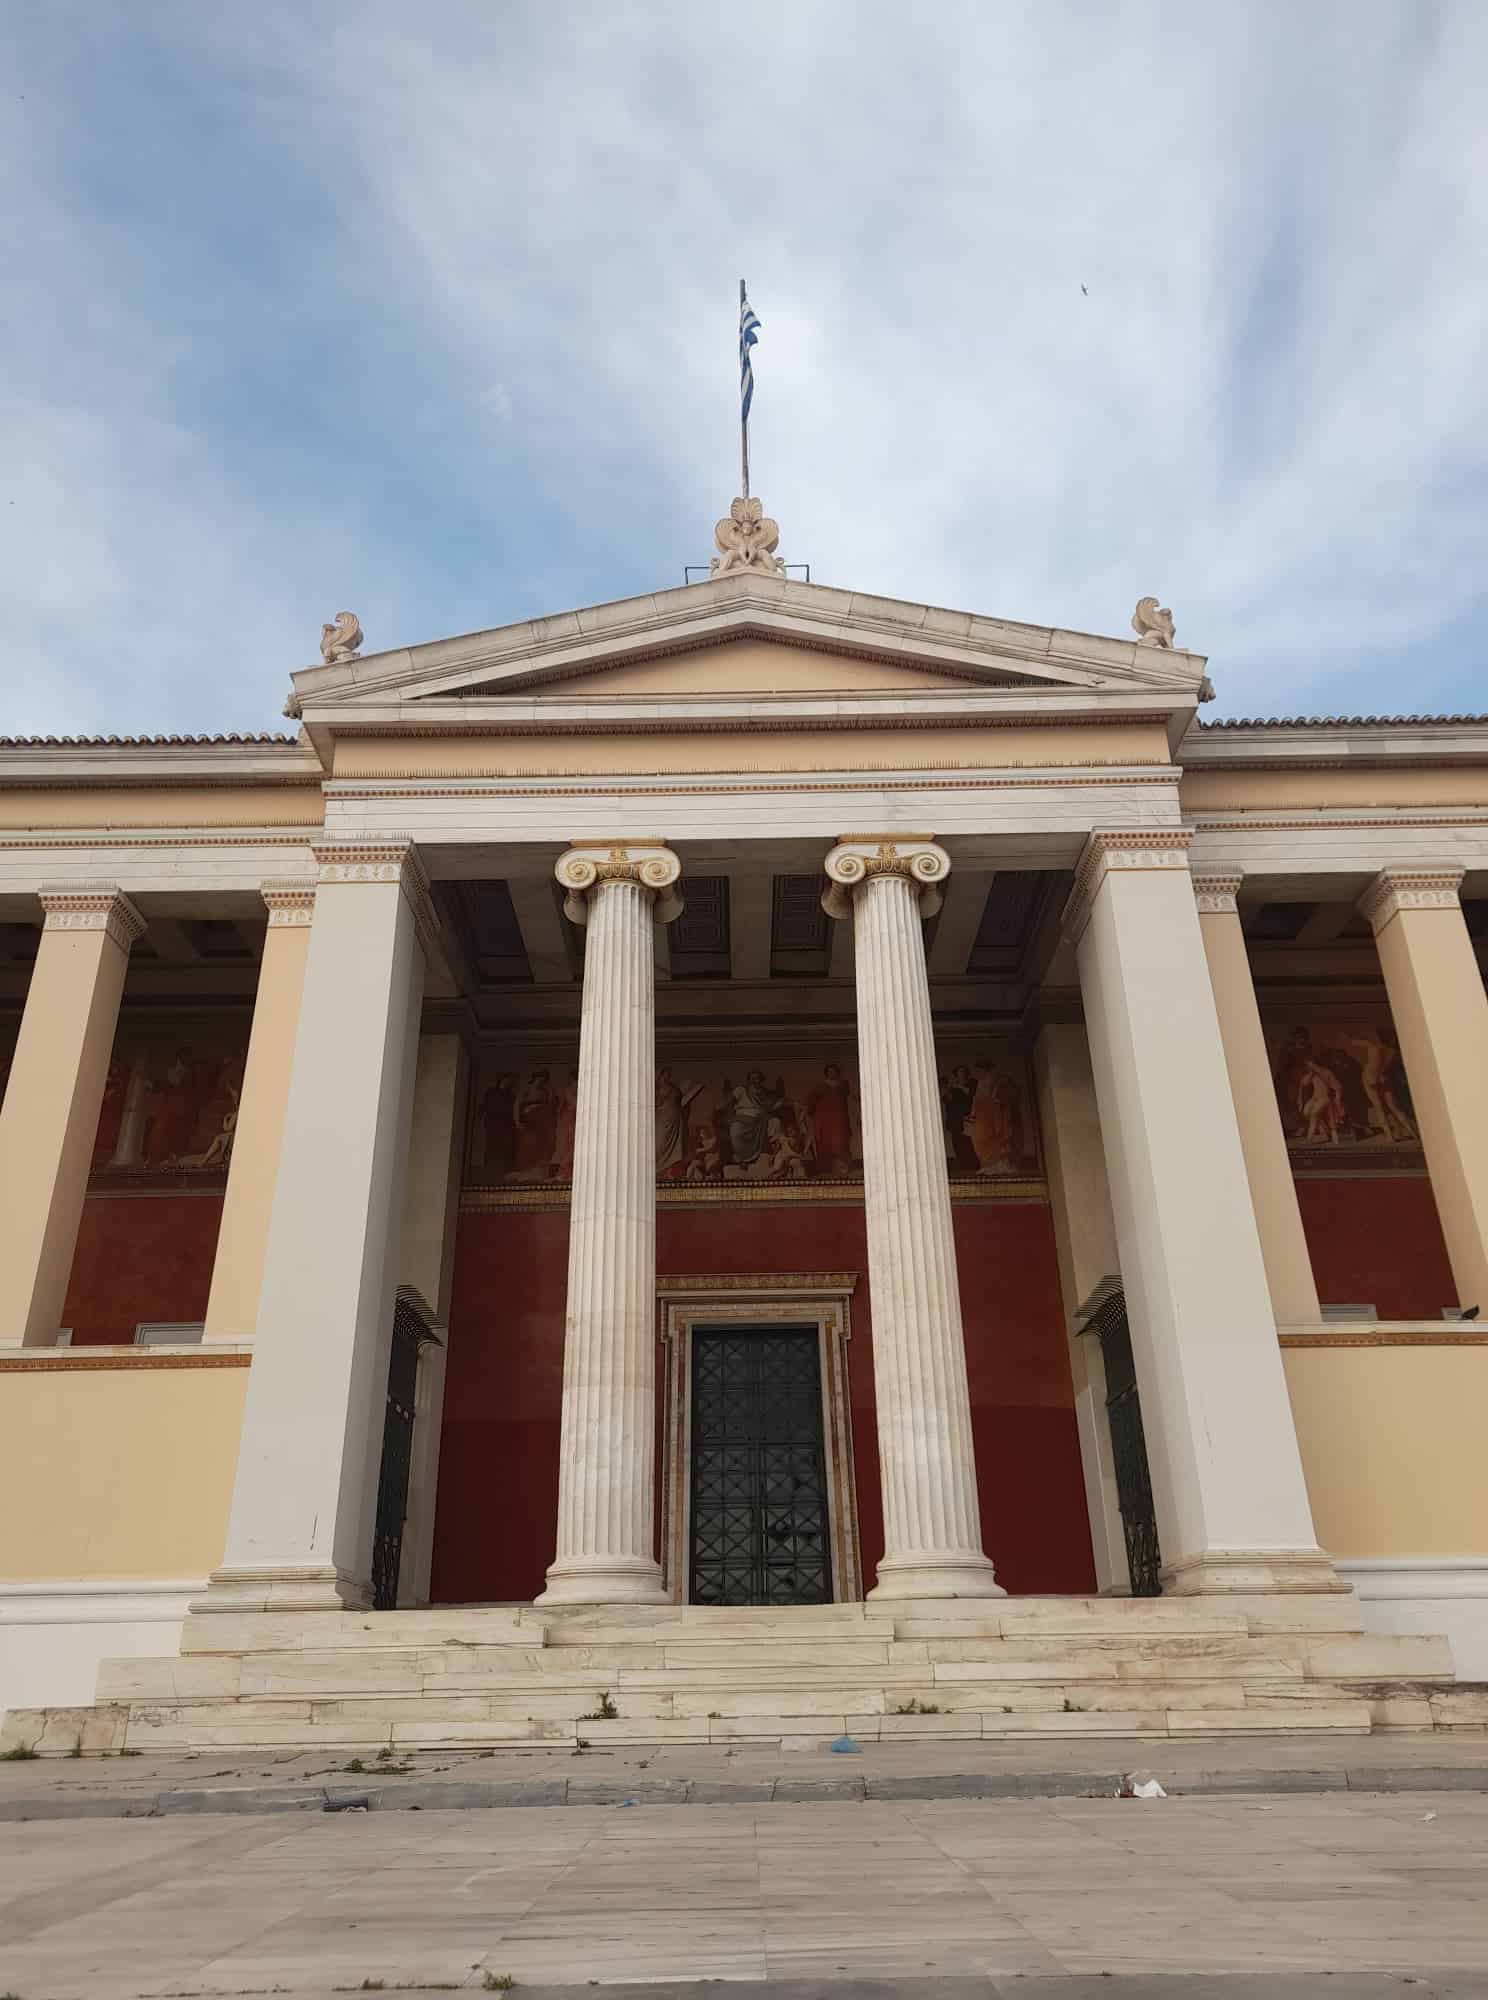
left=1081, top=284, right=1089, bottom=296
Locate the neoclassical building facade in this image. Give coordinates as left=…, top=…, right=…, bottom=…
left=1, top=550, right=1484, bottom=1747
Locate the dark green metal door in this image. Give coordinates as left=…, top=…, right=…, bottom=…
left=689, top=1326, right=831, bottom=1606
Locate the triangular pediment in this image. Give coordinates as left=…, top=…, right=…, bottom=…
left=288, top=573, right=1209, bottom=735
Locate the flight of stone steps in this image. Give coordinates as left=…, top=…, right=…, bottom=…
left=5, top=1598, right=1483, bottom=1755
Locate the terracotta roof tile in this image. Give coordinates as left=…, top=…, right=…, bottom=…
left=0, top=733, right=300, bottom=747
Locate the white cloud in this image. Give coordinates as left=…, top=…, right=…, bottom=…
left=5, top=1, right=1487, bottom=727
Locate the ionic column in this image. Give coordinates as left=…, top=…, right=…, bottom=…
left=198, top=839, right=432, bottom=1613
left=537, top=843, right=683, bottom=1605
left=1192, top=869, right=1321, bottom=1327
left=823, top=838, right=1002, bottom=1599
left=1069, top=832, right=1342, bottom=1601
left=1360, top=867, right=1488, bottom=1311
left=0, top=883, right=144, bottom=1345
left=203, top=881, right=315, bottom=1341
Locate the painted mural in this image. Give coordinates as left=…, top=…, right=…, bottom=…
left=468, top=1040, right=1039, bottom=1197
left=1267, top=1021, right=1420, bottom=1160
left=88, top=1021, right=250, bottom=1183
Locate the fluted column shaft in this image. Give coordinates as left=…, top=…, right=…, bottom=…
left=824, top=839, right=1002, bottom=1599
left=538, top=843, right=682, bottom=1604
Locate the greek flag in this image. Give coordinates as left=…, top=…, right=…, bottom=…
left=739, top=292, right=761, bottom=422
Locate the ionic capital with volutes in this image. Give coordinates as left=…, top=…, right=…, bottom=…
left=1191, top=866, right=1245, bottom=916
left=1061, top=828, right=1194, bottom=945
left=821, top=836, right=949, bottom=921
left=1358, top=865, right=1464, bottom=936
left=37, top=881, right=146, bottom=953
left=556, top=843, right=683, bottom=926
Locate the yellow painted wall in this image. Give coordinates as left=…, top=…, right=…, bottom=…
left=0, top=1363, right=247, bottom=1580
left=0, top=786, right=323, bottom=830
left=1283, top=1346, right=1488, bottom=1556
left=1181, top=766, right=1488, bottom=813
left=333, top=719, right=1173, bottom=780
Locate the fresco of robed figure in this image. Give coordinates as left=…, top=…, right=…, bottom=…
left=88, top=1024, right=248, bottom=1181
left=470, top=1042, right=1039, bottom=1187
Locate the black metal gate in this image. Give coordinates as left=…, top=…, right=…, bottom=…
left=371, top=1296, right=424, bottom=1611
left=1088, top=1289, right=1163, bottom=1597
left=689, top=1326, right=831, bottom=1606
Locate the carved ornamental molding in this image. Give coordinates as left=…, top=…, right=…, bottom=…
left=1191, top=867, right=1244, bottom=915
left=1358, top=866, right=1465, bottom=935
left=259, top=879, right=317, bottom=927
left=37, top=881, right=146, bottom=953
left=1061, top=827, right=1194, bottom=945
left=309, top=835, right=442, bottom=963
left=555, top=842, right=684, bottom=926
left=821, top=836, right=949, bottom=921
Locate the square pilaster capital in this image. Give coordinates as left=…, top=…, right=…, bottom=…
left=555, top=841, right=683, bottom=924
left=1060, top=828, right=1194, bottom=944
left=310, top=834, right=441, bottom=962
left=821, top=835, right=949, bottom=920
left=37, top=881, right=146, bottom=952
left=1191, top=866, right=1245, bottom=915
left=1358, top=865, right=1464, bottom=935
left=259, top=878, right=317, bottom=927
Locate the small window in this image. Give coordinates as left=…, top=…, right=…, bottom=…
left=55, top=1329, right=73, bottom=1347
left=134, top=1322, right=205, bottom=1346
left=1320, top=1303, right=1377, bottom=1323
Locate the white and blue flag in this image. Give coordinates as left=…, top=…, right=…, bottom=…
left=739, top=292, right=761, bottom=422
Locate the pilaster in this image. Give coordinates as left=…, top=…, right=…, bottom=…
left=823, top=837, right=1002, bottom=1599
left=1067, top=831, right=1346, bottom=1605
left=0, top=883, right=144, bottom=1346
left=202, top=882, right=315, bottom=1342
left=1191, top=867, right=1321, bottom=1328
left=197, top=838, right=429, bottom=1614
left=1360, top=866, right=1488, bottom=1312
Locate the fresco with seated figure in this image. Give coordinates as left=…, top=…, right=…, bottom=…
left=466, top=1037, right=1041, bottom=1203
left=86, top=1019, right=250, bottom=1187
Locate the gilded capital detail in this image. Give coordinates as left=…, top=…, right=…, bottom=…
left=1191, top=868, right=1243, bottom=916
left=38, top=882, right=146, bottom=953
left=556, top=843, right=684, bottom=926
left=821, top=837, right=950, bottom=921
left=1061, top=828, right=1194, bottom=945
left=1358, top=866, right=1464, bottom=935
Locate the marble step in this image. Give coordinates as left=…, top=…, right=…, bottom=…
left=12, top=1694, right=1380, bottom=1756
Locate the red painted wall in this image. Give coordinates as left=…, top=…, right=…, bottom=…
left=1294, top=1175, right=1456, bottom=1321
left=61, top=1194, right=223, bottom=1344
left=431, top=1198, right=1096, bottom=1603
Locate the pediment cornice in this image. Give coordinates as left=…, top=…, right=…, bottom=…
left=287, top=573, right=1210, bottom=721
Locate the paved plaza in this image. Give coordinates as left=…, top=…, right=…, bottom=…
left=2, top=1786, right=1488, bottom=1995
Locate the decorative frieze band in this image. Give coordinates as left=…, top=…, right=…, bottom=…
left=37, top=881, right=146, bottom=952
left=821, top=837, right=950, bottom=920
left=1061, top=828, right=1194, bottom=944
left=1191, top=867, right=1244, bottom=915
left=555, top=842, right=684, bottom=926
left=259, top=879, right=318, bottom=927
left=1358, top=866, right=1464, bottom=935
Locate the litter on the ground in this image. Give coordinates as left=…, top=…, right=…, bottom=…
left=1117, top=1775, right=1166, bottom=1799
left=829, top=1735, right=862, bottom=1755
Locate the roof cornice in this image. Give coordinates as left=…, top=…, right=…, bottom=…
left=1182, top=720, right=1488, bottom=769
left=286, top=573, right=1211, bottom=713
left=0, top=740, right=323, bottom=788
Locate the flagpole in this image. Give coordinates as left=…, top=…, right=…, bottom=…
left=739, top=277, right=750, bottom=499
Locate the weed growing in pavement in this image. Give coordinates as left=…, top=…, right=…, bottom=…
left=891, top=1698, right=942, bottom=1715
left=482, top=1976, right=516, bottom=1992
left=0, top=1746, right=39, bottom=1760
left=578, top=1691, right=619, bottom=1720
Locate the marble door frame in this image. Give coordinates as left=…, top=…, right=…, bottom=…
left=657, top=1273, right=862, bottom=1605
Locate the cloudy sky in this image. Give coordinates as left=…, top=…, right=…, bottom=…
left=4, top=2, right=1485, bottom=734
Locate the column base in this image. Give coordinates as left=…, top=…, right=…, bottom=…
left=189, top=1565, right=371, bottom=1616
left=1160, top=1549, right=1352, bottom=1597
left=535, top=1557, right=670, bottom=1607
left=867, top=1551, right=1005, bottom=1601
